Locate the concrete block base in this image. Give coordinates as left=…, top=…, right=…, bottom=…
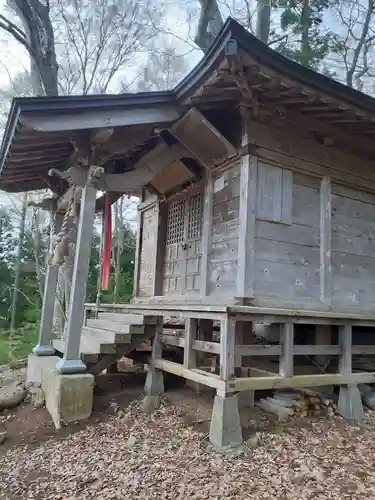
left=26, top=354, right=59, bottom=387
left=42, top=364, right=94, bottom=429
left=144, top=368, right=164, bottom=396
left=209, top=394, right=243, bottom=451
left=338, top=385, right=364, bottom=425
left=237, top=390, right=255, bottom=409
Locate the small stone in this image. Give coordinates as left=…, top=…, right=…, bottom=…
left=31, top=387, right=45, bottom=409
left=126, top=435, right=136, bottom=448
left=246, top=435, right=259, bottom=448
left=140, top=395, right=160, bottom=414
left=0, top=382, right=26, bottom=410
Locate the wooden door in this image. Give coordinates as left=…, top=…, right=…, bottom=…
left=163, top=188, right=203, bottom=296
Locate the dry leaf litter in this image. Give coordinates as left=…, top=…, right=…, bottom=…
left=1, top=392, right=375, bottom=500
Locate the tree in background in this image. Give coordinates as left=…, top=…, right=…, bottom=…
left=332, top=0, right=375, bottom=89
left=271, top=0, right=339, bottom=69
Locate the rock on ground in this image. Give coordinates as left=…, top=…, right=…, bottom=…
left=0, top=383, right=26, bottom=410
left=1, top=393, right=375, bottom=499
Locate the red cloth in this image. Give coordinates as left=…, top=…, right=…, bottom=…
left=102, top=196, right=112, bottom=290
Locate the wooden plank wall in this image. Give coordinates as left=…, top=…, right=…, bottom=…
left=138, top=204, right=159, bottom=297
left=254, top=172, right=321, bottom=305
left=208, top=162, right=241, bottom=296
left=331, top=184, right=375, bottom=311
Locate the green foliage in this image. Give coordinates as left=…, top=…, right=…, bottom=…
left=85, top=219, right=135, bottom=304
left=0, top=200, right=136, bottom=364
left=273, top=0, right=339, bottom=69
left=0, top=324, right=39, bottom=365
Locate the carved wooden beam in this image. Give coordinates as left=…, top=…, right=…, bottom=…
left=52, top=143, right=190, bottom=194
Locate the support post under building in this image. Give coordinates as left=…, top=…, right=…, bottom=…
left=33, top=212, right=63, bottom=356
left=56, top=170, right=98, bottom=374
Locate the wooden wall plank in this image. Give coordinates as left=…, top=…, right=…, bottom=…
left=208, top=163, right=240, bottom=296
left=200, top=171, right=213, bottom=298
left=320, top=177, right=332, bottom=306
left=237, top=154, right=257, bottom=298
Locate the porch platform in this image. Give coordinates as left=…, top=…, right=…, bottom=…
left=85, top=302, right=375, bottom=326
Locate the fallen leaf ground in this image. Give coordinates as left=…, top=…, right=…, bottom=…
left=1, top=370, right=375, bottom=499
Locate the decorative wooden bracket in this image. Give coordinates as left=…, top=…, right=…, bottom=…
left=225, top=38, right=260, bottom=114
left=49, top=166, right=105, bottom=188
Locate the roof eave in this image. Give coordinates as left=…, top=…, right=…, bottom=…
left=228, top=19, right=375, bottom=118
left=174, top=17, right=234, bottom=101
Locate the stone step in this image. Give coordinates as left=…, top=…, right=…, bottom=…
left=82, top=326, right=132, bottom=344
left=85, top=319, right=145, bottom=334
left=97, top=312, right=146, bottom=325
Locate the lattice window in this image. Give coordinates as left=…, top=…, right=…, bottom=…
left=166, top=198, right=185, bottom=245
left=187, top=192, right=203, bottom=240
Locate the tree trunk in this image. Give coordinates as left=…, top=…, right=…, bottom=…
left=300, top=0, right=310, bottom=67
left=256, top=0, right=271, bottom=43
left=10, top=193, right=27, bottom=335
left=195, top=0, right=224, bottom=52
left=10, top=0, right=59, bottom=96
left=31, top=207, right=44, bottom=301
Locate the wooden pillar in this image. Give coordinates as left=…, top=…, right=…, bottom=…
left=320, top=176, right=331, bottom=306
left=153, top=201, right=167, bottom=296
left=33, top=213, right=63, bottom=356
left=279, top=323, right=294, bottom=378
left=210, top=317, right=243, bottom=449
left=219, top=318, right=235, bottom=383
left=200, top=171, right=213, bottom=298
left=339, top=324, right=352, bottom=376
left=56, top=172, right=98, bottom=374
left=236, top=126, right=257, bottom=299
left=184, top=318, right=198, bottom=369
left=235, top=320, right=254, bottom=408
left=338, top=324, right=364, bottom=423
left=132, top=209, right=142, bottom=298
left=145, top=317, right=164, bottom=396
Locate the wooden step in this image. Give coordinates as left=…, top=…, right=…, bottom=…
left=53, top=335, right=118, bottom=356
left=82, top=326, right=132, bottom=344
left=85, top=319, right=145, bottom=334
left=96, top=313, right=147, bottom=324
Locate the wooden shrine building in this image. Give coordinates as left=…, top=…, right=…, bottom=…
left=2, top=18, right=375, bottom=449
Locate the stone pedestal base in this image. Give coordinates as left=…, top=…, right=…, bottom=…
left=209, top=394, right=243, bottom=451
left=338, top=385, right=364, bottom=425
left=42, top=365, right=94, bottom=429
left=26, top=354, right=59, bottom=387
left=144, top=367, right=164, bottom=396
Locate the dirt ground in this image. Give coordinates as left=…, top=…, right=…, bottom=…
left=1, top=370, right=375, bottom=499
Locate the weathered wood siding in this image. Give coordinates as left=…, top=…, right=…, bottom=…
left=208, top=162, right=241, bottom=296
left=254, top=172, right=321, bottom=304
left=138, top=204, right=158, bottom=297
left=331, top=184, right=375, bottom=311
